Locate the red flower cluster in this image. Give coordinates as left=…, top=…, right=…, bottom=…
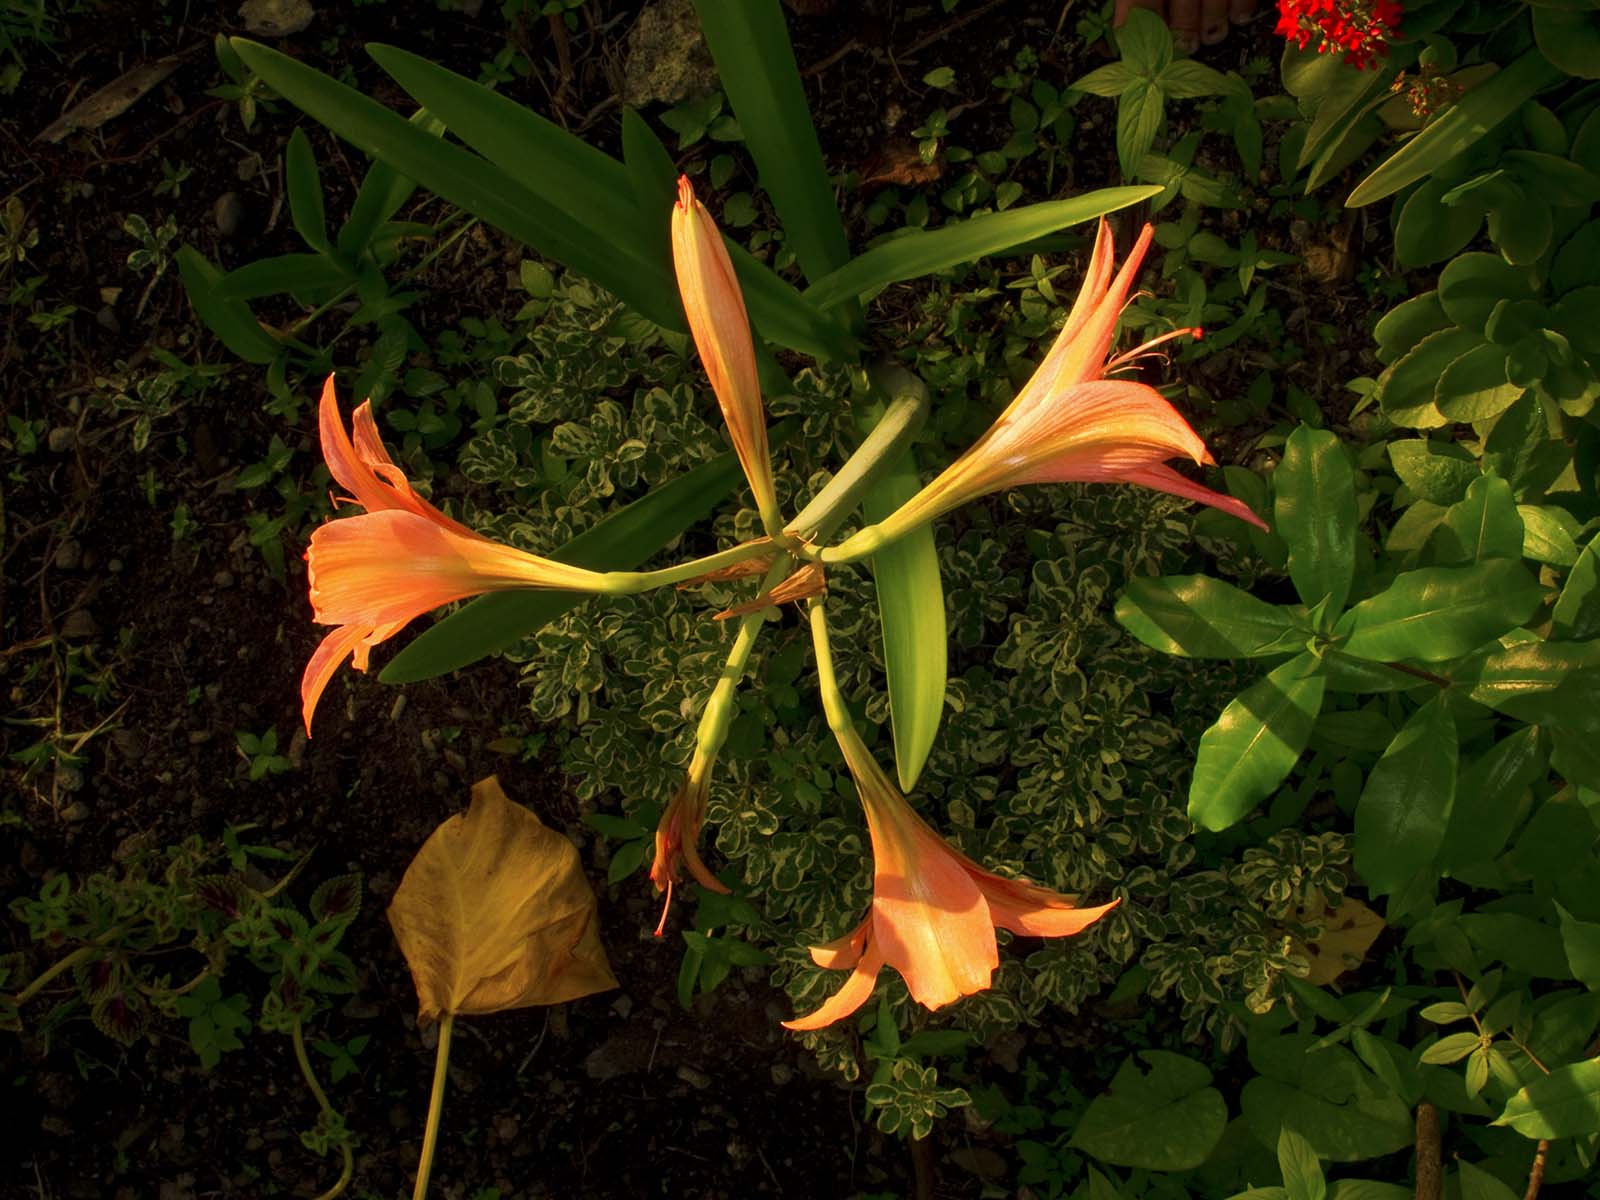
left=1275, top=0, right=1403, bottom=70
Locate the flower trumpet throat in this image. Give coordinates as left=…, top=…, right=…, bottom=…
left=649, top=755, right=730, bottom=938
left=671, top=175, right=782, bottom=533
left=301, top=378, right=614, bottom=735
left=823, top=219, right=1267, bottom=564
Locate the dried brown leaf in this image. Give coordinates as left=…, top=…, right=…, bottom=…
left=36, top=52, right=190, bottom=144
left=388, top=776, right=617, bottom=1023
left=1289, top=893, right=1385, bottom=986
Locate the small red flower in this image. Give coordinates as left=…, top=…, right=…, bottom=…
left=1275, top=0, right=1403, bottom=70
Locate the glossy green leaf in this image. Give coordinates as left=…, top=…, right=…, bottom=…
left=336, top=106, right=444, bottom=260
left=1553, top=532, right=1600, bottom=639
left=1439, top=727, right=1544, bottom=874
left=1431, top=474, right=1523, bottom=563
left=1377, top=327, right=1473, bottom=428
left=1455, top=639, right=1600, bottom=726
left=1439, top=253, right=1533, bottom=332
left=1462, top=912, right=1574, bottom=979
left=1241, top=1035, right=1413, bottom=1162
left=1435, top=342, right=1524, bottom=422
left=381, top=450, right=747, bottom=683
left=692, top=0, right=848, bottom=283
left=1067, top=1051, right=1226, bottom=1171
left=1347, top=51, right=1564, bottom=207
left=1388, top=439, right=1479, bottom=505
left=1119, top=79, right=1165, bottom=181
left=1354, top=694, right=1456, bottom=896
left=1456, top=1161, right=1518, bottom=1200
left=802, top=186, right=1159, bottom=311
left=1335, top=561, right=1541, bottom=661
left=1556, top=903, right=1600, bottom=989
left=1275, top=426, right=1357, bottom=613
left=176, top=245, right=285, bottom=366
left=1278, top=1126, right=1326, bottom=1200
left=1115, top=576, right=1307, bottom=658
left=1533, top=6, right=1600, bottom=79
left=1495, top=1057, right=1600, bottom=1138
left=863, top=457, right=946, bottom=793
left=1189, top=653, right=1325, bottom=832
left=1518, top=504, right=1581, bottom=566
left=1395, top=177, right=1483, bottom=268
left=285, top=127, right=331, bottom=254
left=1374, top=292, right=1450, bottom=363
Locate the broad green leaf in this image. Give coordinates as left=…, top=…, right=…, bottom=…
left=1073, top=62, right=1137, bottom=97
left=1461, top=913, right=1573, bottom=980
left=1387, top=439, right=1479, bottom=505
left=1241, top=1035, right=1413, bottom=1162
left=1456, top=1161, right=1519, bottom=1200
left=1376, top=327, right=1474, bottom=428
left=1556, top=903, right=1600, bottom=989
left=176, top=246, right=286, bottom=366
left=1277, top=1126, right=1326, bottom=1200
left=1375, top=292, right=1450, bottom=362
left=212, top=253, right=354, bottom=301
left=1431, top=474, right=1523, bottom=563
left=285, top=127, right=331, bottom=254
left=1518, top=504, right=1581, bottom=566
left=1435, top=342, right=1523, bottom=422
left=1419, top=1031, right=1480, bottom=1065
left=1439, top=253, right=1534, bottom=332
left=1328, top=1185, right=1412, bottom=1200
left=1395, top=177, right=1483, bottom=268
left=1553, top=532, right=1600, bottom=639
left=1189, top=653, right=1325, bottom=832
left=382, top=449, right=747, bottom=683
left=1439, top=727, right=1544, bottom=874
left=1516, top=787, right=1600, bottom=876
left=233, top=39, right=689, bottom=332
left=1533, top=6, right=1600, bottom=79
left=802, top=186, right=1159, bottom=311
left=1354, top=694, right=1456, bottom=897
left=1275, top=426, right=1356, bottom=613
left=1116, top=6, right=1172, bottom=74
left=863, top=458, right=946, bottom=793
left=1454, top=639, right=1600, bottom=726
left=693, top=0, right=848, bottom=282
left=1347, top=51, right=1565, bottom=207
left=1067, top=1051, right=1226, bottom=1171
left=1334, top=561, right=1541, bottom=661
left=1495, top=1057, right=1600, bottom=1138
left=1118, top=79, right=1165, bottom=182
left=1161, top=60, right=1228, bottom=100
left=1115, top=576, right=1307, bottom=658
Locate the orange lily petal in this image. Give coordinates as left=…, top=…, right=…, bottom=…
left=809, top=917, right=872, bottom=970
left=782, top=943, right=885, bottom=1032
left=300, top=623, right=372, bottom=735
left=1119, top=462, right=1270, bottom=531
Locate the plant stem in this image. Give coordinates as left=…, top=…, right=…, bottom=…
left=413, top=1012, right=455, bottom=1200
left=292, top=1017, right=354, bottom=1200
left=8, top=927, right=128, bottom=1008
left=1524, top=1139, right=1549, bottom=1200
left=607, top=537, right=783, bottom=594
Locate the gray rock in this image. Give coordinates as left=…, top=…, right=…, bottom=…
left=60, top=798, right=90, bottom=821
left=213, top=192, right=243, bottom=237
left=238, top=0, right=314, bottom=37
left=60, top=609, right=98, bottom=639
left=622, top=0, right=717, bottom=108
left=53, top=540, right=83, bottom=570
left=47, top=426, right=76, bottom=452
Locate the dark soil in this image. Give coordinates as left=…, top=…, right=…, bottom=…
left=0, top=2, right=1369, bottom=1198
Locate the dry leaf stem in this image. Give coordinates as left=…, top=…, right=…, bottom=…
left=413, top=1012, right=455, bottom=1200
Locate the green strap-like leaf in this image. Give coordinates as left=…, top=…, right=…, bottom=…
left=232, top=38, right=681, bottom=330
left=801, top=186, right=1160, bottom=311
left=1115, top=575, right=1308, bottom=659
left=1189, top=652, right=1326, bottom=832
left=337, top=107, right=445, bottom=260
left=1353, top=694, right=1457, bottom=897
left=285, top=127, right=331, bottom=255
left=1275, top=426, right=1357, bottom=613
left=692, top=0, right=849, bottom=283
left=212, top=253, right=355, bottom=302
left=1334, top=561, right=1541, bottom=662
left=380, top=449, right=748, bottom=684
left=176, top=245, right=285, bottom=366
left=1346, top=50, right=1564, bottom=207
left=862, top=458, right=946, bottom=793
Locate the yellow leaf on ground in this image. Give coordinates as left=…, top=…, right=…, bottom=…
left=1289, top=893, right=1386, bottom=986
left=388, top=776, right=617, bottom=1023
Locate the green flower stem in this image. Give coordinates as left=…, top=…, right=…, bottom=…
left=689, top=556, right=794, bottom=767
left=412, top=1011, right=454, bottom=1200
left=806, top=598, right=854, bottom=741
left=601, top=537, right=785, bottom=594
left=292, top=1016, right=354, bottom=1200
left=788, top=365, right=929, bottom=555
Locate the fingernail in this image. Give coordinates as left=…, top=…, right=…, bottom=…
left=1174, top=31, right=1198, bottom=53
left=1202, top=21, right=1226, bottom=43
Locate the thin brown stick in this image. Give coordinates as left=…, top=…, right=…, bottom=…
left=1524, top=1139, right=1549, bottom=1200
left=1414, top=1103, right=1441, bottom=1200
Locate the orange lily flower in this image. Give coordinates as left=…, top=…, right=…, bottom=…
left=302, top=378, right=613, bottom=734
left=825, top=219, right=1267, bottom=562
left=784, top=723, right=1118, bottom=1031
left=671, top=176, right=781, bottom=532
left=649, top=752, right=731, bottom=937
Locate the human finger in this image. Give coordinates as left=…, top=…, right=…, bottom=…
left=1168, top=0, right=1200, bottom=53
left=1114, top=0, right=1165, bottom=28
left=1201, top=0, right=1229, bottom=43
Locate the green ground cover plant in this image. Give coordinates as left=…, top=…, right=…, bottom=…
left=6, top=0, right=1600, bottom=1197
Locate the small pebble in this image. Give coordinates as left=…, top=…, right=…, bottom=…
left=95, top=305, right=120, bottom=334
left=213, top=192, right=243, bottom=237
left=675, top=1064, right=712, bottom=1090
left=47, top=426, right=76, bottom=452
left=188, top=730, right=213, bottom=745
left=53, top=540, right=83, bottom=570
left=769, top=1063, right=793, bottom=1087
left=60, top=610, right=98, bottom=639
left=213, top=570, right=235, bottom=588
left=60, top=798, right=90, bottom=821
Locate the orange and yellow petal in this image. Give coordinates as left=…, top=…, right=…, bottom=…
left=1119, top=463, right=1270, bottom=531
left=782, top=944, right=885, bottom=1031
left=300, top=622, right=372, bottom=735
left=809, top=916, right=872, bottom=970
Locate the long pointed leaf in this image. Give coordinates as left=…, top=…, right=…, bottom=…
left=693, top=0, right=849, bottom=282
left=381, top=446, right=757, bottom=684
left=802, top=186, right=1160, bottom=310
left=176, top=245, right=285, bottom=366
left=337, top=107, right=445, bottom=260
left=231, top=38, right=683, bottom=330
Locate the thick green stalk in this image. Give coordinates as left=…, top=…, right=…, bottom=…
left=690, top=556, right=793, bottom=764
left=806, top=599, right=854, bottom=740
